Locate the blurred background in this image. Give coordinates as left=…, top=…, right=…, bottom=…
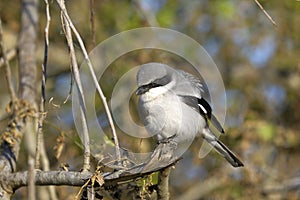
left=1, top=0, right=300, bottom=199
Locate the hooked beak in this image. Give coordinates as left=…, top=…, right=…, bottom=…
left=136, top=85, right=149, bottom=95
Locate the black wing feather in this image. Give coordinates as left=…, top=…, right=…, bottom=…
left=210, top=113, right=225, bottom=133
left=179, top=95, right=224, bottom=134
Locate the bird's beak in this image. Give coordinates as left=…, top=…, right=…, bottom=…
left=136, top=86, right=147, bottom=95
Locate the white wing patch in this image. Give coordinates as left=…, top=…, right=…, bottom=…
left=198, top=103, right=208, bottom=114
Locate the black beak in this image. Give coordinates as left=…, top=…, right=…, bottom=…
left=136, top=86, right=148, bottom=95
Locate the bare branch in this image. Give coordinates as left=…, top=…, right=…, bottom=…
left=18, top=2, right=40, bottom=198
left=59, top=0, right=91, bottom=171
left=18, top=0, right=38, bottom=103
left=28, top=158, right=36, bottom=200
left=0, top=0, right=39, bottom=198
left=157, top=166, right=173, bottom=200
left=1, top=171, right=93, bottom=190
left=0, top=48, right=16, bottom=68
left=254, top=0, right=277, bottom=26
left=40, top=0, right=51, bottom=110
left=55, top=0, right=121, bottom=162
left=89, top=0, right=96, bottom=47
left=36, top=1, right=58, bottom=199
left=0, top=18, right=17, bottom=102
left=35, top=0, right=50, bottom=170
left=0, top=101, right=37, bottom=199
left=1, top=164, right=175, bottom=189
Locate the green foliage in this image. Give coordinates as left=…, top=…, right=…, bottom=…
left=215, top=1, right=235, bottom=19
left=257, top=121, right=276, bottom=141
left=156, top=2, right=176, bottom=27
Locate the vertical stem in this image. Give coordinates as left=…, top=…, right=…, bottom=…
left=60, top=0, right=90, bottom=171
left=19, top=0, right=38, bottom=103
left=0, top=18, right=17, bottom=102
left=89, top=0, right=96, bottom=47
left=157, top=166, right=173, bottom=200
left=19, top=1, right=39, bottom=200
left=56, top=0, right=121, bottom=163
left=28, top=157, right=36, bottom=200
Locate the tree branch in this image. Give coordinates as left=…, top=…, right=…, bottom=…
left=157, top=166, right=173, bottom=200
left=254, top=0, right=277, bottom=26
left=0, top=0, right=39, bottom=199
left=18, top=0, right=38, bottom=103
left=0, top=18, right=17, bottom=101
left=0, top=48, right=16, bottom=68
left=1, top=170, right=93, bottom=190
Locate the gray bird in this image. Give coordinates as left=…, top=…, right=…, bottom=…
left=136, top=62, right=243, bottom=170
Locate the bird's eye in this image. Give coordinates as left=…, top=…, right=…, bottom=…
left=149, top=82, right=162, bottom=88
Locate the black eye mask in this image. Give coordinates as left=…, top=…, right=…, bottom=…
left=136, top=75, right=171, bottom=95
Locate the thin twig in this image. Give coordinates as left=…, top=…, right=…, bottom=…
left=59, top=0, right=91, bottom=171
left=28, top=158, right=36, bottom=200
left=89, top=0, right=96, bottom=47
left=254, top=0, right=277, bottom=26
left=35, top=0, right=51, bottom=169
left=55, top=0, right=121, bottom=162
left=35, top=0, right=50, bottom=168
left=0, top=18, right=17, bottom=102
left=37, top=1, right=58, bottom=199
left=0, top=48, right=17, bottom=68
left=42, top=0, right=51, bottom=109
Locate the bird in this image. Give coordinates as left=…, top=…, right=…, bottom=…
left=135, top=62, right=243, bottom=170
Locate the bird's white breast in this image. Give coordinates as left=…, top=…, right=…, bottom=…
left=138, top=91, right=206, bottom=143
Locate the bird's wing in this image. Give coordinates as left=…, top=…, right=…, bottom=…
left=179, top=95, right=225, bottom=134
left=177, top=70, right=204, bottom=92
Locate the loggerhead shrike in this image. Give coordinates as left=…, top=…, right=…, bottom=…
left=136, top=63, right=243, bottom=168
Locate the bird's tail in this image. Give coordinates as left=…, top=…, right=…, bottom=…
left=202, top=129, right=244, bottom=167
